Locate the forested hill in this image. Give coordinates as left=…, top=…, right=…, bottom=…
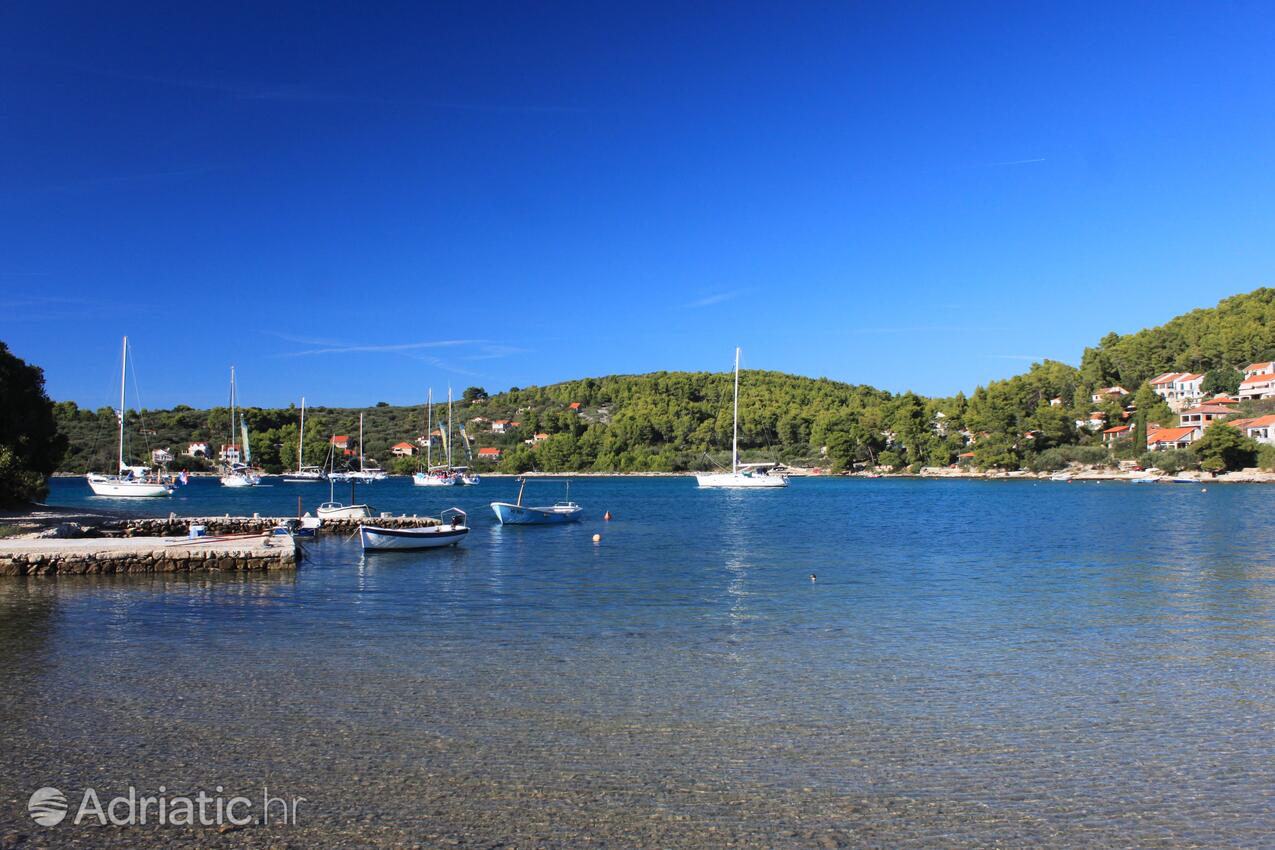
left=1077, top=288, right=1275, bottom=390
left=50, top=288, right=1275, bottom=474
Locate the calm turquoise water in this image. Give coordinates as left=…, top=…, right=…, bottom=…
left=3, top=476, right=1274, bottom=848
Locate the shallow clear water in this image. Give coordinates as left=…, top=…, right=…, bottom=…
left=3, top=476, right=1274, bottom=847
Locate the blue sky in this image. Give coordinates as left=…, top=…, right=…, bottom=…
left=3, top=2, right=1274, bottom=409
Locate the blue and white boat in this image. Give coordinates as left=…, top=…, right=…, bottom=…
left=360, top=508, right=469, bottom=551
left=491, top=479, right=583, bottom=525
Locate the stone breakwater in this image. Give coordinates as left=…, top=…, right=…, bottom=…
left=107, top=514, right=441, bottom=538
left=0, top=534, right=297, bottom=576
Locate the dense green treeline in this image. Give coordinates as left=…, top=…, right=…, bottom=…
left=47, top=288, right=1275, bottom=475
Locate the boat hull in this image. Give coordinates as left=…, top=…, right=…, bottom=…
left=695, top=472, right=788, bottom=488
left=359, top=524, right=468, bottom=550
left=490, top=502, right=583, bottom=525
left=317, top=503, right=372, bottom=519
left=86, top=475, right=172, bottom=497
left=412, top=473, right=455, bottom=486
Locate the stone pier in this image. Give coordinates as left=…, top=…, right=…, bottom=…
left=0, top=533, right=298, bottom=576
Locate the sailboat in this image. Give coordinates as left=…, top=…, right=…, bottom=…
left=220, top=366, right=260, bottom=487
left=86, top=337, right=174, bottom=497
left=414, top=388, right=455, bottom=486
left=282, top=397, right=325, bottom=482
left=347, top=413, right=387, bottom=483
left=695, top=347, right=789, bottom=488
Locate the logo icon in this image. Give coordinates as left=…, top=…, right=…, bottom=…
left=28, top=787, right=68, bottom=827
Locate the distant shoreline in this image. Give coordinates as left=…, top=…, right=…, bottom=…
left=47, top=468, right=1275, bottom=483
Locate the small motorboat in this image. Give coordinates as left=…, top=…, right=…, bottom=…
left=491, top=479, right=583, bottom=525
left=1049, top=472, right=1073, bottom=482
left=360, top=508, right=469, bottom=551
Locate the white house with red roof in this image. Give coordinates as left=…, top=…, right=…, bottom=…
left=1149, top=372, right=1205, bottom=409
left=477, top=447, right=503, bottom=462
left=1102, top=424, right=1131, bottom=444
left=219, top=443, right=242, bottom=464
left=1179, top=403, right=1239, bottom=428
left=390, top=441, right=416, bottom=457
left=1244, top=361, right=1274, bottom=378
left=1231, top=414, right=1275, bottom=445
left=186, top=441, right=210, bottom=458
left=1238, top=371, right=1275, bottom=402
left=1091, top=386, right=1129, bottom=403
left=1146, top=426, right=1200, bottom=451
left=490, top=420, right=521, bottom=434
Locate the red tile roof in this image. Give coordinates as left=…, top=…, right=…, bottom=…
left=477, top=447, right=502, bottom=456
left=1181, top=404, right=1236, bottom=415
left=1240, top=373, right=1275, bottom=386
left=1245, top=361, right=1274, bottom=373
left=1242, top=414, right=1275, bottom=428
left=568, top=402, right=581, bottom=410
left=1150, top=372, right=1183, bottom=385
left=1147, top=427, right=1197, bottom=443
left=1103, top=425, right=1131, bottom=434
left=392, top=442, right=414, bottom=449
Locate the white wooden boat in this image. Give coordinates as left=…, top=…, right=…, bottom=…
left=318, top=501, right=372, bottom=519
left=694, top=347, right=788, bottom=489
left=360, top=509, right=469, bottom=550
left=86, top=337, right=174, bottom=497
left=491, top=479, right=583, bottom=525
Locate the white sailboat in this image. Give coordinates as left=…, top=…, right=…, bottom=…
left=346, top=413, right=387, bottom=483
left=283, top=396, right=325, bottom=482
left=220, top=366, right=260, bottom=487
left=695, top=347, right=789, bottom=488
left=86, top=337, right=174, bottom=497
left=414, top=388, right=455, bottom=486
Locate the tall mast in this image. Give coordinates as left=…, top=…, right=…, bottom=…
left=359, top=413, right=365, bottom=472
left=426, top=388, right=433, bottom=468
left=118, top=336, right=128, bottom=473
left=732, top=347, right=740, bottom=474
left=299, top=397, right=306, bottom=471
left=447, top=387, right=454, bottom=468
left=230, top=366, right=236, bottom=467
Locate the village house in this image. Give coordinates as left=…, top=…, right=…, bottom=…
left=477, top=447, right=503, bottom=462
left=186, top=441, right=210, bottom=458
left=151, top=448, right=174, bottom=464
left=390, top=441, right=416, bottom=457
left=1150, top=372, right=1205, bottom=410
left=490, top=420, right=521, bottom=434
left=1146, top=426, right=1199, bottom=451
left=1178, top=403, right=1238, bottom=428
left=1245, top=361, right=1274, bottom=378
left=1048, top=397, right=1063, bottom=407
left=1238, top=370, right=1275, bottom=402
left=567, top=402, right=581, bottom=411
left=527, top=432, right=549, bottom=445
left=1230, top=414, right=1275, bottom=445
left=415, top=429, right=443, bottom=448
left=1091, top=386, right=1129, bottom=403
left=1102, top=424, right=1131, bottom=445
left=219, top=444, right=242, bottom=464
left=1085, top=411, right=1107, bottom=430
left=331, top=435, right=354, bottom=456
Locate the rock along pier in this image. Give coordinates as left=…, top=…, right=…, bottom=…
left=0, top=533, right=298, bottom=576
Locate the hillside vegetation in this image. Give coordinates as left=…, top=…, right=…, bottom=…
left=50, top=288, right=1275, bottom=475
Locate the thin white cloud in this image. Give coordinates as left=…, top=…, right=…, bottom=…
left=684, top=289, right=748, bottom=309
left=985, top=157, right=1046, bottom=167
left=279, top=339, right=482, bottom=357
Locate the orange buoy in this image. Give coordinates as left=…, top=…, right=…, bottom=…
left=603, top=511, right=612, bottom=521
